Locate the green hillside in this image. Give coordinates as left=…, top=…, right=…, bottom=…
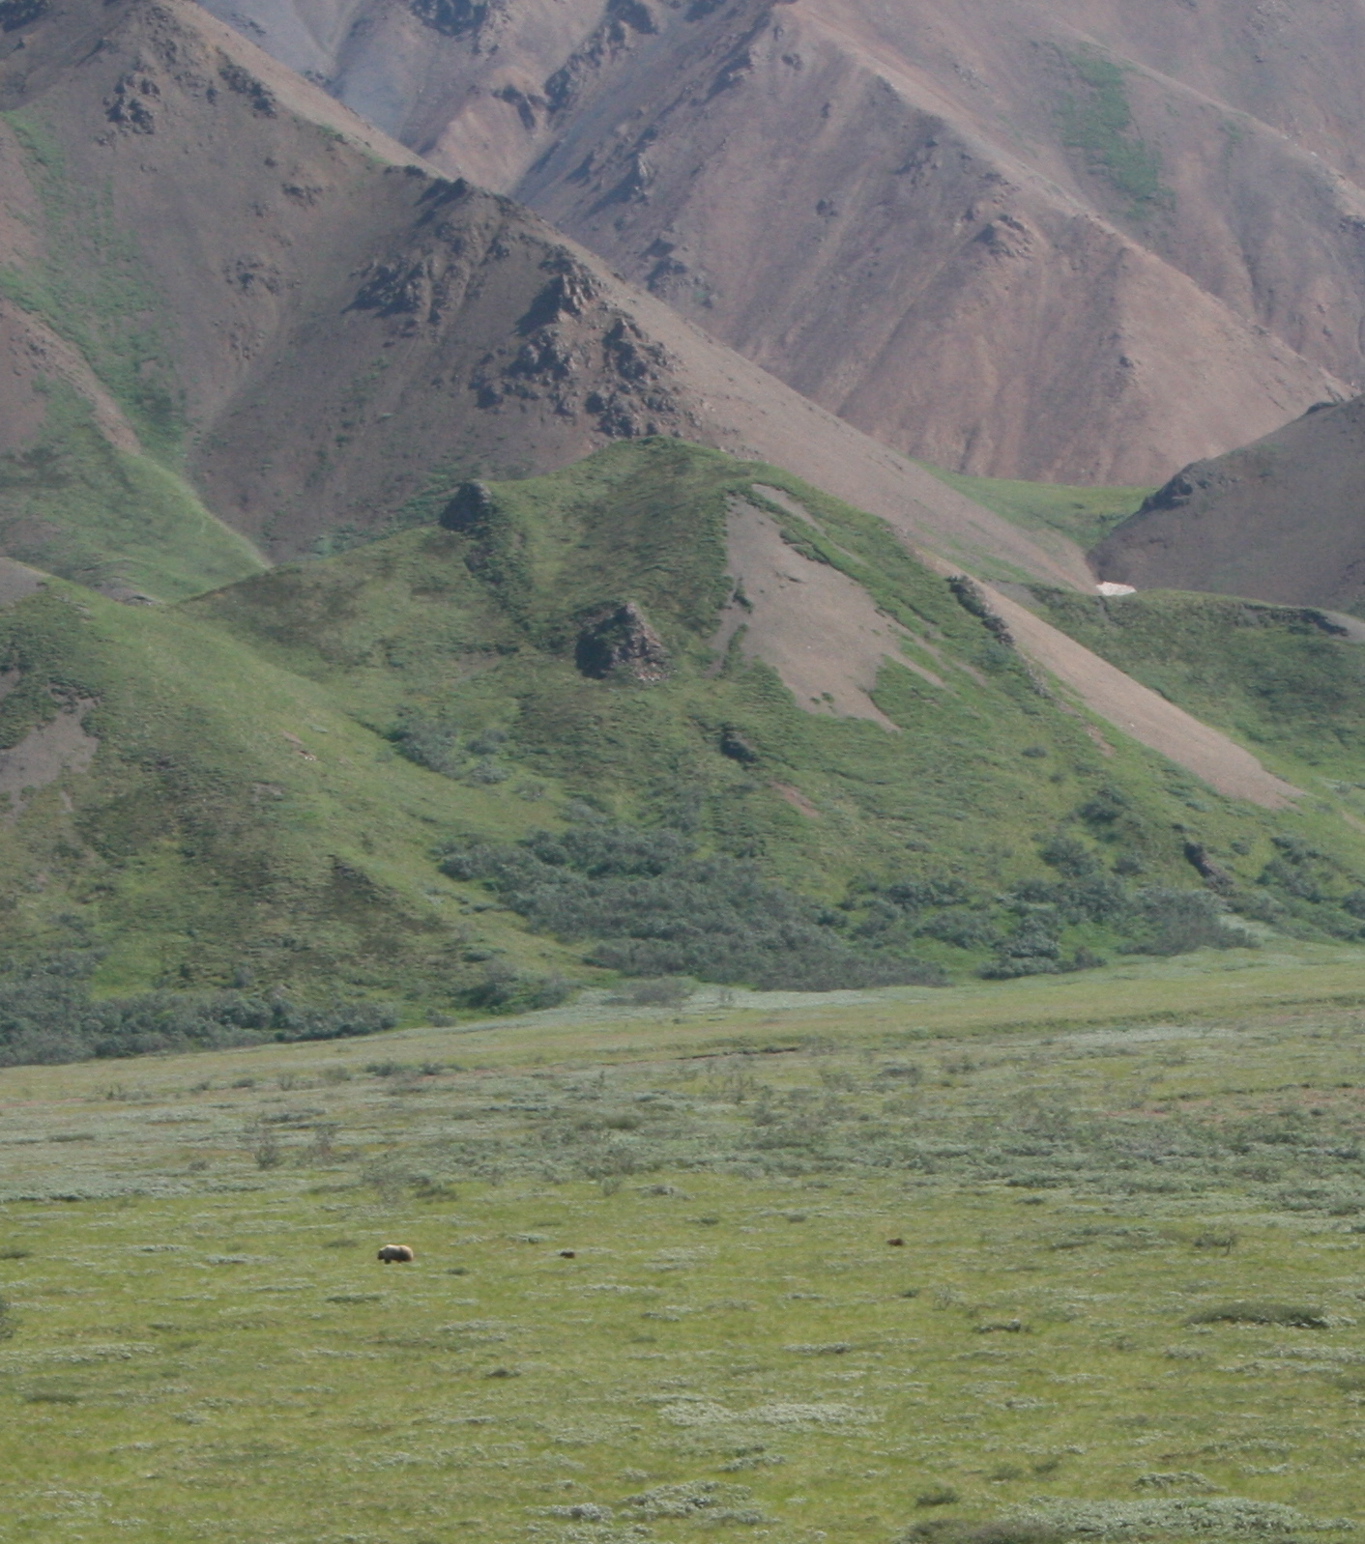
left=185, top=442, right=1365, bottom=978
left=8, top=439, right=1365, bottom=1064
left=917, top=464, right=1151, bottom=551
left=1029, top=588, right=1365, bottom=776
left=0, top=386, right=266, bottom=601
left=0, top=574, right=572, bottom=1039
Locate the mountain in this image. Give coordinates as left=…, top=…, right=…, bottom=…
left=199, top=0, right=1365, bottom=483
left=7, top=0, right=1279, bottom=788
left=0, top=0, right=1091, bottom=590
left=7, top=0, right=1365, bottom=1057
left=1092, top=395, right=1365, bottom=614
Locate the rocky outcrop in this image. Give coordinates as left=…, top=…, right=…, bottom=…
left=1184, top=842, right=1234, bottom=894
left=106, top=70, right=160, bottom=132
left=439, top=480, right=495, bottom=531
left=575, top=601, right=668, bottom=681
left=471, top=294, right=683, bottom=438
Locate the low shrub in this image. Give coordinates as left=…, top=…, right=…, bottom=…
left=460, top=962, right=571, bottom=1013
left=0, top=953, right=399, bottom=1067
left=1185, top=1300, right=1331, bottom=1329
left=903, top=1526, right=1058, bottom=1544
left=439, top=821, right=946, bottom=992
left=915, top=1486, right=961, bottom=1508
left=1000, top=1497, right=1351, bottom=1536
left=905, top=1495, right=1353, bottom=1542
left=1129, top=889, right=1251, bottom=956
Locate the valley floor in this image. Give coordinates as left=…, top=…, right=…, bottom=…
left=4, top=949, right=1365, bottom=1541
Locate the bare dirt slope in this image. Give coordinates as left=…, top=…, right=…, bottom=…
left=714, top=498, right=921, bottom=730
left=202, top=0, right=1365, bottom=483
left=718, top=487, right=1298, bottom=810
left=982, top=584, right=1302, bottom=810
left=1093, top=396, right=1365, bottom=613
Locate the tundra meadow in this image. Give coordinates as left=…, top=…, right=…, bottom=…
left=5, top=951, right=1365, bottom=1543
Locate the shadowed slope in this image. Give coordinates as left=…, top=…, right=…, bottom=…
left=1093, top=396, right=1365, bottom=614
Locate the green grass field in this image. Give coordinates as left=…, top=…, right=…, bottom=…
left=5, top=950, right=1365, bottom=1542
left=915, top=468, right=1150, bottom=554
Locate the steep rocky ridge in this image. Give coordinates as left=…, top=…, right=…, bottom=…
left=0, top=0, right=1088, bottom=580
left=1093, top=395, right=1365, bottom=614
left=201, top=0, right=1365, bottom=483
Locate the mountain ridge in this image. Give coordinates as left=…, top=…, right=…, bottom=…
left=202, top=0, right=1365, bottom=482
left=0, top=0, right=1095, bottom=587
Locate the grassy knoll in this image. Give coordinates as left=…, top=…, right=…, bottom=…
left=4, top=957, right=1365, bottom=1541
left=915, top=467, right=1150, bottom=553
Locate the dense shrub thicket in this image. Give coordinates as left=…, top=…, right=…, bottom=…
left=852, top=839, right=1251, bottom=979
left=388, top=713, right=511, bottom=785
left=441, top=814, right=1259, bottom=992
left=439, top=823, right=948, bottom=992
left=0, top=953, right=398, bottom=1067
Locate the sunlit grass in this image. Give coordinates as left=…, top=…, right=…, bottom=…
left=4, top=961, right=1365, bottom=1541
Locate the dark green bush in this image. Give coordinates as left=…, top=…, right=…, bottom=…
left=388, top=711, right=465, bottom=777
left=0, top=953, right=399, bottom=1067
left=1129, top=888, right=1250, bottom=956
left=1185, top=1301, right=1330, bottom=1329
left=439, top=822, right=946, bottom=992
left=461, top=962, right=571, bottom=1013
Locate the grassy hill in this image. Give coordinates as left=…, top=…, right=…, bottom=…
left=9, top=438, right=1365, bottom=1060
left=0, top=570, right=573, bottom=1030
left=1029, top=587, right=1365, bottom=790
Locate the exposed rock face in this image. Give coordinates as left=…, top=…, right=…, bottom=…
left=438, top=480, right=495, bottom=532
left=1093, top=394, right=1365, bottom=611
left=1184, top=842, right=1234, bottom=894
left=575, top=601, right=667, bottom=681
left=199, top=0, right=1365, bottom=483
